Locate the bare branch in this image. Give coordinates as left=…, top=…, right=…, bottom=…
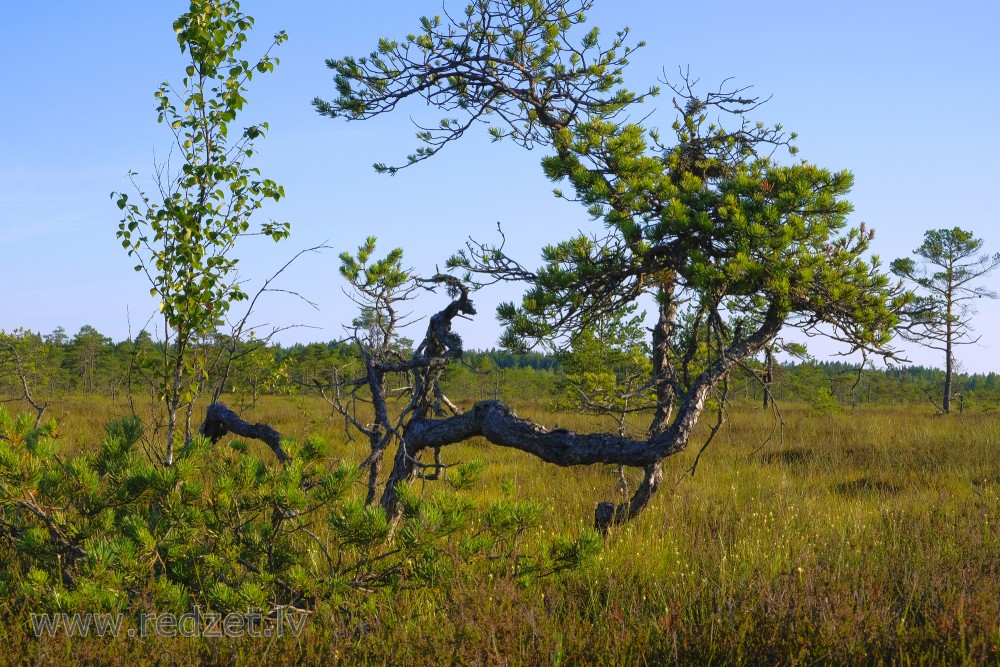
left=199, top=402, right=291, bottom=464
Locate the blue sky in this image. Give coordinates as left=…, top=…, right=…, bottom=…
left=3, top=1, right=999, bottom=372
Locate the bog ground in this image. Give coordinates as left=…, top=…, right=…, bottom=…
left=3, top=396, right=997, bottom=665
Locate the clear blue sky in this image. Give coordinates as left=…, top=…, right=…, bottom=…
left=3, top=1, right=999, bottom=372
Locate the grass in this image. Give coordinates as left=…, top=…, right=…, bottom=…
left=2, top=395, right=998, bottom=665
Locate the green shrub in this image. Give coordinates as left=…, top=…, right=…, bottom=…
left=0, top=407, right=597, bottom=622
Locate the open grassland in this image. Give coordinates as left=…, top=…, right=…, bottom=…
left=3, top=395, right=998, bottom=665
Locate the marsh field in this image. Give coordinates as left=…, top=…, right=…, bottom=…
left=1, top=393, right=996, bottom=666
left=7, top=0, right=999, bottom=663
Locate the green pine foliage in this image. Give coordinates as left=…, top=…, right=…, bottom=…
left=0, top=405, right=598, bottom=621
left=892, top=227, right=1000, bottom=412
left=556, top=303, right=653, bottom=434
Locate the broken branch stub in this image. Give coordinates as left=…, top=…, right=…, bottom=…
left=200, top=402, right=291, bottom=464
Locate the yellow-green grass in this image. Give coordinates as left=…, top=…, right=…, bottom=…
left=4, top=395, right=998, bottom=665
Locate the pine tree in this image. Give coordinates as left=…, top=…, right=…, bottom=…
left=892, top=227, right=1000, bottom=412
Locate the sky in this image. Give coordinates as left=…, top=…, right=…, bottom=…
left=3, top=1, right=1000, bottom=372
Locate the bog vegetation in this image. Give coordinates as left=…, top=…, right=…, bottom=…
left=0, top=395, right=997, bottom=664
left=1, top=0, right=998, bottom=664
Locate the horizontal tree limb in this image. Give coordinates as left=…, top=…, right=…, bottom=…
left=200, top=402, right=291, bottom=464
left=404, top=400, right=682, bottom=467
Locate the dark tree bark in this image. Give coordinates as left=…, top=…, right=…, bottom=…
left=763, top=345, right=774, bottom=410
left=377, top=299, right=785, bottom=528
left=199, top=402, right=291, bottom=463
left=944, top=305, right=953, bottom=413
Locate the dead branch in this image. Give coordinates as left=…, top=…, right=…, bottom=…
left=199, top=402, right=291, bottom=463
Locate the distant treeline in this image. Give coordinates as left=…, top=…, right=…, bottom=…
left=737, top=359, right=999, bottom=412
left=1, top=325, right=998, bottom=411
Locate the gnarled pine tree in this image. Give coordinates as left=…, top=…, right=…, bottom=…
left=314, top=0, right=906, bottom=529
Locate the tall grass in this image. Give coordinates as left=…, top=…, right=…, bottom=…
left=4, top=396, right=998, bottom=665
